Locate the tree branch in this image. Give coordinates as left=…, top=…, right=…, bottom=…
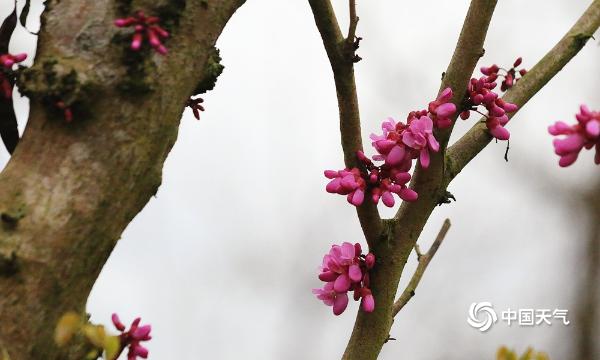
left=392, top=219, right=451, bottom=317
left=0, top=1, right=245, bottom=358
left=446, top=0, right=600, bottom=179
left=347, top=0, right=358, bottom=43
left=308, top=0, right=381, bottom=245
left=436, top=0, right=498, bottom=147
left=342, top=2, right=497, bottom=359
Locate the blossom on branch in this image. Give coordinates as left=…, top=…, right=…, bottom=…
left=548, top=105, right=600, bottom=167
left=324, top=88, right=456, bottom=208
left=112, top=313, right=152, bottom=360
left=0, top=52, right=27, bottom=99
left=460, top=59, right=522, bottom=140
left=313, top=242, right=375, bottom=315
left=114, top=11, right=169, bottom=55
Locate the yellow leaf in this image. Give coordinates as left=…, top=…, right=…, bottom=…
left=103, top=335, right=121, bottom=360
left=82, top=324, right=107, bottom=348
left=2, top=348, right=11, bottom=360
left=54, top=312, right=82, bottom=347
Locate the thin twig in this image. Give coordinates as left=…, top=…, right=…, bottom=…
left=446, top=0, right=600, bottom=180
left=392, top=219, right=451, bottom=317
left=347, top=0, right=358, bottom=43
left=308, top=0, right=382, bottom=245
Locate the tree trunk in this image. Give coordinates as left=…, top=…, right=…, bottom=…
left=0, top=0, right=245, bottom=358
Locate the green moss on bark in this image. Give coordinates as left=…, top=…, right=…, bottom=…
left=193, top=47, right=224, bottom=95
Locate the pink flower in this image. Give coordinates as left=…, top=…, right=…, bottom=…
left=402, top=115, right=440, bottom=169
left=111, top=313, right=152, bottom=360
left=114, top=11, right=169, bottom=55
left=548, top=105, right=600, bottom=167
left=427, top=87, right=457, bottom=129
left=0, top=53, right=27, bottom=68
left=324, top=89, right=455, bottom=208
left=313, top=242, right=375, bottom=316
left=0, top=53, right=27, bottom=99
left=461, top=65, right=521, bottom=141
left=325, top=168, right=366, bottom=206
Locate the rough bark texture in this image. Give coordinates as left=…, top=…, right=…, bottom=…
left=0, top=0, right=245, bottom=358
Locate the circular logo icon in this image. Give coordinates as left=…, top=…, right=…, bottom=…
left=467, top=302, right=498, bottom=332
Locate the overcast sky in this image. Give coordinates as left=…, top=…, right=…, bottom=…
left=1, top=0, right=599, bottom=359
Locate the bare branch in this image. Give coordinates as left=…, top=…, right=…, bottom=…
left=392, top=219, right=451, bottom=317
left=446, top=0, right=600, bottom=179
left=347, top=0, right=358, bottom=43
left=309, top=0, right=381, bottom=245
left=436, top=0, right=498, bottom=147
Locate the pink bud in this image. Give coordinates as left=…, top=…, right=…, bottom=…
left=156, top=45, right=168, bottom=55
left=132, top=325, right=152, bottom=341
left=435, top=103, right=456, bottom=118
left=349, top=189, right=364, bottom=206
left=489, top=125, right=510, bottom=141
left=354, top=243, right=362, bottom=257
left=381, top=191, right=395, bottom=207
left=365, top=253, right=375, bottom=269
left=361, top=292, right=375, bottom=312
left=319, top=271, right=338, bottom=282
left=558, top=153, right=579, bottom=167
left=437, top=87, right=453, bottom=102
left=348, top=264, right=362, bottom=282
left=147, top=28, right=161, bottom=47
left=131, top=33, right=143, bottom=51
left=586, top=120, right=600, bottom=137
left=12, top=53, right=27, bottom=62
left=111, top=313, right=126, bottom=331
left=324, top=170, right=338, bottom=179
left=132, top=344, right=149, bottom=357
left=332, top=293, right=349, bottom=315
left=399, top=187, right=418, bottom=202
left=513, top=57, right=523, bottom=67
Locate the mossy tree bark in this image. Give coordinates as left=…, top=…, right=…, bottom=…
left=0, top=0, right=245, bottom=358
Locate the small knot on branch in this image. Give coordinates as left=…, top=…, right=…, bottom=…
left=0, top=251, right=18, bottom=277
left=437, top=190, right=456, bottom=206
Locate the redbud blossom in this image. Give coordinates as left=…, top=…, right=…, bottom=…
left=0, top=53, right=27, bottom=99
left=549, top=105, right=600, bottom=167
left=112, top=313, right=152, bottom=360
left=313, top=242, right=375, bottom=315
left=461, top=60, right=523, bottom=140
left=55, top=101, right=73, bottom=123
left=324, top=89, right=455, bottom=208
left=114, top=11, right=169, bottom=55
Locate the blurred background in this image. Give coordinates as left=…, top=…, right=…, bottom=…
left=1, top=0, right=599, bottom=359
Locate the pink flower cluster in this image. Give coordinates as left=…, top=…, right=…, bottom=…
left=459, top=58, right=523, bottom=140
left=313, top=242, right=375, bottom=315
left=0, top=53, right=27, bottom=99
left=112, top=313, right=152, bottom=360
left=549, top=105, right=600, bottom=167
left=114, top=11, right=169, bottom=55
left=325, top=88, right=456, bottom=207
left=481, top=57, right=527, bottom=92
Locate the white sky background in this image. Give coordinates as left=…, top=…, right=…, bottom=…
left=1, top=0, right=599, bottom=359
